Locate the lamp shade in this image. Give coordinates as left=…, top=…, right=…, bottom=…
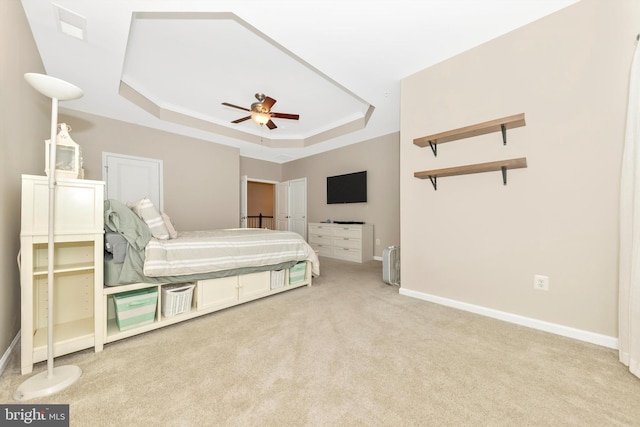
left=24, top=73, right=83, bottom=101
left=252, top=112, right=270, bottom=125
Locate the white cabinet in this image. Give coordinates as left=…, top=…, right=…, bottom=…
left=19, top=175, right=104, bottom=375
left=308, top=223, right=374, bottom=263
left=197, top=271, right=271, bottom=310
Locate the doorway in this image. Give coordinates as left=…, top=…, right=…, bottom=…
left=241, top=177, right=307, bottom=239
left=247, top=181, right=275, bottom=229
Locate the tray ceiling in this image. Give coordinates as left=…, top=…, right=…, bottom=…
left=20, top=0, right=578, bottom=163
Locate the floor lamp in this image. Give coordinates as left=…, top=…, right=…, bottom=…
left=14, top=73, right=84, bottom=401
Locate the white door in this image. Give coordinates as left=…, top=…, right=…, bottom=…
left=240, top=175, right=248, bottom=228
left=102, top=152, right=163, bottom=210
left=276, top=181, right=289, bottom=231
left=289, top=178, right=307, bottom=239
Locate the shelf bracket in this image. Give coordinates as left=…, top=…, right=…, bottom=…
left=429, top=175, right=437, bottom=190
left=428, top=141, right=437, bottom=157
left=501, top=166, right=507, bottom=185
left=501, top=124, right=507, bottom=145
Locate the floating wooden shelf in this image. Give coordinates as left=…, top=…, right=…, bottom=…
left=414, top=157, right=527, bottom=190
left=413, top=113, right=526, bottom=156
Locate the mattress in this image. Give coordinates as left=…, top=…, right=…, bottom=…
left=144, top=228, right=320, bottom=278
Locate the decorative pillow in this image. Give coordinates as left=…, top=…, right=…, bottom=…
left=128, top=198, right=170, bottom=240
left=161, top=212, right=178, bottom=239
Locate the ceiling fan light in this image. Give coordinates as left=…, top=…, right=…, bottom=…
left=252, top=112, right=270, bottom=125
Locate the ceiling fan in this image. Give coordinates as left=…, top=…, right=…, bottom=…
left=222, top=93, right=300, bottom=130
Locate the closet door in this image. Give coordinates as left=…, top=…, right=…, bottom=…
left=102, top=153, right=163, bottom=210
left=289, top=178, right=307, bottom=239
left=276, top=181, right=289, bottom=231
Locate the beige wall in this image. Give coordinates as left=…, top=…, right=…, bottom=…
left=0, top=0, right=49, bottom=360
left=400, top=0, right=640, bottom=338
left=283, top=133, right=400, bottom=257
left=240, top=157, right=283, bottom=182
left=240, top=132, right=400, bottom=255
left=59, top=110, right=240, bottom=231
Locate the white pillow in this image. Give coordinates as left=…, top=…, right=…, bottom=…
left=128, top=198, right=170, bottom=240
left=161, top=212, right=178, bottom=239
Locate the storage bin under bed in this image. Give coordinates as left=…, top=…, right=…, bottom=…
left=289, top=262, right=306, bottom=284
left=113, top=287, right=158, bottom=331
left=161, top=283, right=195, bottom=317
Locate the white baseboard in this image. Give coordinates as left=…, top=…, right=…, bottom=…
left=373, top=256, right=382, bottom=261
left=399, top=288, right=618, bottom=349
left=0, top=331, right=20, bottom=377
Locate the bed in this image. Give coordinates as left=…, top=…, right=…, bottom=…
left=103, top=198, right=320, bottom=286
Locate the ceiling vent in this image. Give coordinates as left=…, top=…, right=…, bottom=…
left=53, top=4, right=87, bottom=41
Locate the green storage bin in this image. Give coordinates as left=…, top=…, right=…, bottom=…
left=288, top=262, right=306, bottom=284
left=113, top=287, right=158, bottom=331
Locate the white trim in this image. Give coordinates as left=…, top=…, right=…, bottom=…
left=374, top=255, right=382, bottom=261
left=399, top=288, right=618, bottom=349
left=0, top=331, right=21, bottom=377
left=247, top=177, right=279, bottom=185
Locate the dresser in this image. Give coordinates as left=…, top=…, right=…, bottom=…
left=19, top=175, right=104, bottom=374
left=308, top=222, right=373, bottom=263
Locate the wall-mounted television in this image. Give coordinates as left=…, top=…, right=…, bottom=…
left=327, top=171, right=367, bottom=204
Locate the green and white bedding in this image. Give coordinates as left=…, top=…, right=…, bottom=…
left=144, top=228, right=320, bottom=278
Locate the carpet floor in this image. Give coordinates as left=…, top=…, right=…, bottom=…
left=1, top=257, right=640, bottom=426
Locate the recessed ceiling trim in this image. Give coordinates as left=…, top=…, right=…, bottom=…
left=119, top=11, right=374, bottom=149
left=120, top=80, right=364, bottom=149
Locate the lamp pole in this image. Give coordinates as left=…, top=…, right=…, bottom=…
left=15, top=73, right=84, bottom=401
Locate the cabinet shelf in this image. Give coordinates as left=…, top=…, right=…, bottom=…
left=33, top=262, right=95, bottom=276
left=413, top=113, right=525, bottom=156
left=32, top=318, right=94, bottom=362
left=414, top=158, right=527, bottom=190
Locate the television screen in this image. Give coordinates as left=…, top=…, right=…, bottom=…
left=327, top=171, right=367, bottom=204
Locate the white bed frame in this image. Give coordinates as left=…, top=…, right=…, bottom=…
left=20, top=175, right=313, bottom=374
left=99, top=264, right=313, bottom=349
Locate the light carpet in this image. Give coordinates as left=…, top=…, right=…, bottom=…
left=2, top=257, right=640, bottom=426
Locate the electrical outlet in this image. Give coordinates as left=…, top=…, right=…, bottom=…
left=375, top=238, right=380, bottom=245
left=534, top=275, right=549, bottom=291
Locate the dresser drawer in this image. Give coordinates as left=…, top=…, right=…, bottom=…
left=309, top=234, right=332, bottom=245
left=309, top=224, right=331, bottom=234
left=333, top=227, right=362, bottom=239
left=332, top=247, right=362, bottom=263
left=332, top=237, right=361, bottom=249
left=314, top=244, right=333, bottom=257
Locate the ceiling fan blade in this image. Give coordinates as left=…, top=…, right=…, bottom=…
left=262, top=96, right=276, bottom=112
left=222, top=102, right=251, bottom=112
left=270, top=112, right=299, bottom=120
left=232, top=115, right=252, bottom=124
left=266, top=120, right=277, bottom=130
